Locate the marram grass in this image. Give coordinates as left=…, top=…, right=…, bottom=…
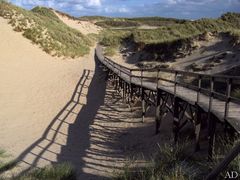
left=0, top=1, right=92, bottom=58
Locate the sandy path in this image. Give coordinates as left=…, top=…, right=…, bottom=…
left=0, top=17, right=94, bottom=156
left=0, top=17, right=172, bottom=179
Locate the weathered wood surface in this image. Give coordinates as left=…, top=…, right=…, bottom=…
left=96, top=45, right=240, bottom=133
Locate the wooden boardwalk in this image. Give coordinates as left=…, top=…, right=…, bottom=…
left=96, top=45, right=240, bottom=160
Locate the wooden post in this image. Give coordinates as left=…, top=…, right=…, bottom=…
left=120, top=79, right=123, bottom=94
left=114, top=75, right=118, bottom=90
left=156, top=89, right=161, bottom=134
left=224, top=78, right=232, bottom=121
left=208, top=114, right=217, bottom=161
left=173, top=97, right=180, bottom=144
left=123, top=81, right=126, bottom=101
left=130, top=85, right=134, bottom=103
left=142, top=88, right=146, bottom=123
left=129, top=70, right=132, bottom=104
left=197, top=75, right=202, bottom=103
left=174, top=71, right=178, bottom=96
left=127, top=84, right=130, bottom=104
left=208, top=77, right=216, bottom=161
left=157, top=69, right=160, bottom=89
left=195, top=105, right=202, bottom=151
left=117, top=77, right=120, bottom=93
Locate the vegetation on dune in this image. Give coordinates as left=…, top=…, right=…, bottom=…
left=114, top=142, right=201, bottom=180
left=0, top=1, right=91, bottom=58
left=96, top=20, right=140, bottom=28
left=0, top=149, right=17, bottom=174
left=18, top=163, right=76, bottom=180
left=99, top=29, right=131, bottom=46
left=115, top=137, right=240, bottom=180
left=132, top=18, right=232, bottom=44
left=0, top=147, right=76, bottom=179
left=95, top=16, right=186, bottom=28
left=99, top=29, right=131, bottom=56
left=79, top=15, right=111, bottom=22
left=100, top=13, right=240, bottom=57
left=229, top=29, right=240, bottom=47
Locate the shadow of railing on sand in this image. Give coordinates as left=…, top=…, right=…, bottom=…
left=3, top=54, right=130, bottom=179
left=1, top=52, right=157, bottom=180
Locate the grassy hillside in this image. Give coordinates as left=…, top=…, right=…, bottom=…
left=79, top=16, right=111, bottom=22
left=95, top=16, right=186, bottom=28
left=0, top=1, right=91, bottom=58
left=100, top=13, right=240, bottom=56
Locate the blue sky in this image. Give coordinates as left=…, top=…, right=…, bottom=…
left=9, top=0, right=240, bottom=19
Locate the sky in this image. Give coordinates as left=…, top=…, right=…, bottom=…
left=9, top=0, right=240, bottom=19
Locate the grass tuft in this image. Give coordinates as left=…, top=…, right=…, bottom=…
left=18, top=163, right=76, bottom=180
left=114, top=142, right=202, bottom=180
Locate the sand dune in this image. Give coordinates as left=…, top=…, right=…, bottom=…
left=54, top=11, right=102, bottom=35
left=0, top=16, right=94, bottom=172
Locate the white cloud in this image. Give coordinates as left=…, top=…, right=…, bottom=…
left=9, top=0, right=240, bottom=18
left=73, top=4, right=84, bottom=11
left=87, top=0, right=101, bottom=7
left=104, top=6, right=129, bottom=14
left=118, top=7, right=129, bottom=13
left=11, top=0, right=102, bottom=9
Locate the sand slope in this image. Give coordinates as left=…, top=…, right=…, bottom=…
left=0, top=16, right=93, bottom=172
left=54, top=11, right=102, bottom=35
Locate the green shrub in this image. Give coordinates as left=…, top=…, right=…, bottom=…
left=0, top=2, right=91, bottom=58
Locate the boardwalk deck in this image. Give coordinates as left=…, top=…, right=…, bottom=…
left=96, top=45, right=240, bottom=178
left=96, top=46, right=240, bottom=133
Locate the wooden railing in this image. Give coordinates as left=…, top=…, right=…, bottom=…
left=206, top=143, right=240, bottom=179
left=96, top=46, right=240, bottom=178
left=101, top=54, right=240, bottom=120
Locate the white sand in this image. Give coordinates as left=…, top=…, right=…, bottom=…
left=0, top=17, right=95, bottom=176
left=54, top=11, right=102, bottom=35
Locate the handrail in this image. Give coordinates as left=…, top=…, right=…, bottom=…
left=96, top=45, right=240, bottom=124
left=96, top=45, right=240, bottom=178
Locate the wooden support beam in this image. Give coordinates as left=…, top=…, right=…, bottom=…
left=123, top=82, right=126, bottom=102
left=173, top=97, right=180, bottom=144
left=130, top=85, right=133, bottom=103
left=208, top=114, right=217, bottom=161
left=117, top=77, right=121, bottom=93
left=114, top=75, right=118, bottom=90
left=121, top=80, right=124, bottom=97
left=156, top=89, right=161, bottom=134
left=195, top=104, right=202, bottom=151
left=142, top=88, right=146, bottom=123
